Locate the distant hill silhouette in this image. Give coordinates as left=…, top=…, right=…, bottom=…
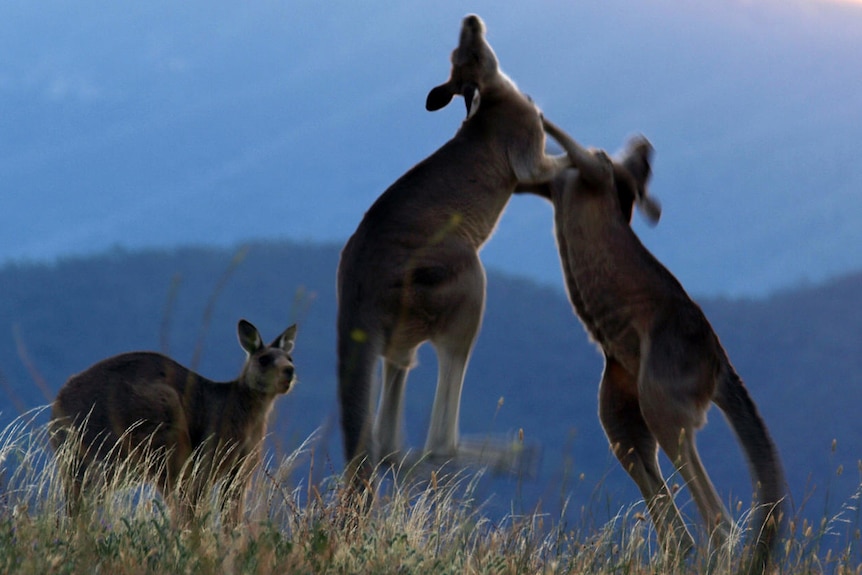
left=1, top=241, right=859, bottom=526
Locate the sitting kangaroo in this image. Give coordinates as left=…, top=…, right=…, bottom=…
left=50, top=319, right=298, bottom=526
left=535, top=120, right=785, bottom=575
left=337, top=14, right=573, bottom=481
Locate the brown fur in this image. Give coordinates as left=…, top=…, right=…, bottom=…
left=540, top=120, right=785, bottom=575
left=337, top=14, right=573, bottom=481
left=50, top=320, right=297, bottom=527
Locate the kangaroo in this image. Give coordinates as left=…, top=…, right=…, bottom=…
left=337, top=14, right=572, bottom=481
left=536, top=120, right=785, bottom=575
left=50, top=319, right=298, bottom=526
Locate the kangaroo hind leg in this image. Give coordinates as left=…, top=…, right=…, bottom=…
left=423, top=257, right=485, bottom=460
left=373, top=359, right=410, bottom=466
left=599, top=357, right=696, bottom=558
left=637, top=333, right=732, bottom=551
left=152, top=399, right=195, bottom=526
left=425, top=327, right=477, bottom=459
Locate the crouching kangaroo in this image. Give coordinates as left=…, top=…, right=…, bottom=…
left=50, top=319, right=298, bottom=527
left=537, top=121, right=785, bottom=575
left=337, top=14, right=573, bottom=482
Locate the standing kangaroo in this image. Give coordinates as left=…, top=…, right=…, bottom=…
left=337, top=14, right=572, bottom=480
left=50, top=319, right=298, bottom=526
left=537, top=121, right=785, bottom=575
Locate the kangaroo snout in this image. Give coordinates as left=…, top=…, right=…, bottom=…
left=462, top=14, right=484, bottom=35
left=255, top=352, right=295, bottom=392
left=278, top=364, right=296, bottom=393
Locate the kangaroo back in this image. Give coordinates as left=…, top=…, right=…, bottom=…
left=51, top=352, right=196, bottom=466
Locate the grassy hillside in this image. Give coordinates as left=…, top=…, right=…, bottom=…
left=0, top=410, right=858, bottom=574
left=0, top=241, right=860, bottom=570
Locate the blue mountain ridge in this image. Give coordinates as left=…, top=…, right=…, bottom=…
left=0, top=240, right=859, bottom=535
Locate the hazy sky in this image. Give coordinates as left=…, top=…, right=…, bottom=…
left=1, top=0, right=860, bottom=297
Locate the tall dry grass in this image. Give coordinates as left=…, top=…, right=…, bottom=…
left=0, top=407, right=860, bottom=574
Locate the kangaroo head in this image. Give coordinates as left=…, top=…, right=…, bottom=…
left=615, top=135, right=660, bottom=225
left=426, top=14, right=508, bottom=119
left=237, top=319, right=298, bottom=395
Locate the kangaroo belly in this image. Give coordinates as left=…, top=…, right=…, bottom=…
left=565, top=259, right=647, bottom=375
left=580, top=300, right=642, bottom=371
left=597, top=324, right=642, bottom=375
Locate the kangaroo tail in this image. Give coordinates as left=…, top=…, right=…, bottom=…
left=336, top=311, right=378, bottom=484
left=715, top=365, right=786, bottom=575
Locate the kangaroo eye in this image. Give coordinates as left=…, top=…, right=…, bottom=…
left=257, top=355, right=273, bottom=368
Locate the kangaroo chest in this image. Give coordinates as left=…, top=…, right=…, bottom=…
left=568, top=260, right=644, bottom=368
left=555, top=203, right=649, bottom=371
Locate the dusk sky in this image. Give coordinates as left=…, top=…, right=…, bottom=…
left=1, top=0, right=860, bottom=297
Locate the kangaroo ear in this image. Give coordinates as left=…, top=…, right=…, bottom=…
left=637, top=194, right=662, bottom=225
left=237, top=319, right=263, bottom=355
left=618, top=135, right=660, bottom=225
left=619, top=136, right=653, bottom=183
left=273, top=324, right=297, bottom=354
left=426, top=83, right=454, bottom=111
